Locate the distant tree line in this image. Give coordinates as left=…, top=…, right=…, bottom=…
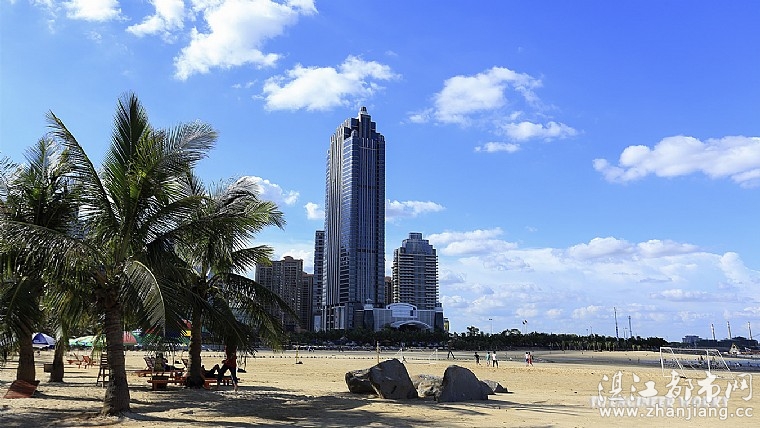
left=288, top=326, right=669, bottom=352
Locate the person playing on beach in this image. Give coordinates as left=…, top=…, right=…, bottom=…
left=201, top=364, right=220, bottom=378
left=525, top=351, right=532, bottom=366
left=155, top=352, right=177, bottom=371
left=474, top=352, right=480, bottom=365
left=446, top=345, right=455, bottom=359
left=486, top=351, right=492, bottom=367
left=492, top=351, right=498, bottom=368
left=217, top=349, right=239, bottom=391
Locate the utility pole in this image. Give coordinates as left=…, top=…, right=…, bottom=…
left=628, top=315, right=632, bottom=339
left=711, top=323, right=716, bottom=342
left=728, top=321, right=732, bottom=340
left=749, top=322, right=753, bottom=342
left=614, top=307, right=619, bottom=341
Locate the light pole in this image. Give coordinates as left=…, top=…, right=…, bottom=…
left=489, top=318, right=493, bottom=335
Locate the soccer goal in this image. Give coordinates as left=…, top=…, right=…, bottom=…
left=426, top=349, right=439, bottom=364
left=659, top=347, right=733, bottom=379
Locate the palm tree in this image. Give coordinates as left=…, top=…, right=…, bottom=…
left=2, top=93, right=216, bottom=415
left=0, top=138, right=79, bottom=383
left=175, top=176, right=293, bottom=388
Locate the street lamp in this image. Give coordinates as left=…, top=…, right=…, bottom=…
left=489, top=318, right=493, bottom=335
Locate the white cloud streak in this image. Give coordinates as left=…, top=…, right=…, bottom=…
left=63, top=0, right=122, bottom=21
left=261, top=56, right=398, bottom=111
left=127, top=0, right=185, bottom=40
left=174, top=0, right=316, bottom=80
left=594, top=135, right=760, bottom=187
left=385, top=200, right=444, bottom=221
left=237, top=176, right=298, bottom=206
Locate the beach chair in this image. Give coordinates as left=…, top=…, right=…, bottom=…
left=66, top=353, right=83, bottom=367
left=82, top=355, right=96, bottom=369
left=134, top=356, right=157, bottom=377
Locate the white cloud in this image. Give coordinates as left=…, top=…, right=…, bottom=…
left=593, top=135, right=760, bottom=187
left=429, top=67, right=539, bottom=125
left=261, top=56, right=398, bottom=111
left=572, top=305, right=604, bottom=319
left=637, top=239, right=700, bottom=258
left=649, top=288, right=714, bottom=302
left=63, top=0, right=122, bottom=21
left=127, top=0, right=185, bottom=40
left=385, top=200, right=444, bottom=221
left=174, top=0, right=316, bottom=80
left=237, top=176, right=298, bottom=205
left=428, top=228, right=518, bottom=257
left=475, top=142, right=521, bottom=153
left=411, top=66, right=577, bottom=145
left=503, top=121, right=577, bottom=141
left=304, top=202, right=323, bottom=221
left=431, top=227, right=760, bottom=336
left=566, top=237, right=634, bottom=260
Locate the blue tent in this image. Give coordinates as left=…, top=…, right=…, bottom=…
left=32, top=332, right=56, bottom=348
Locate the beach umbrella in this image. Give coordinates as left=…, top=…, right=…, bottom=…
left=72, top=335, right=96, bottom=347
left=32, top=332, right=56, bottom=347
left=123, top=331, right=138, bottom=345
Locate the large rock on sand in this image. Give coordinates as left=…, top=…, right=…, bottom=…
left=368, top=358, right=418, bottom=399
left=345, top=368, right=374, bottom=394
left=435, top=365, right=489, bottom=402
left=346, top=359, right=417, bottom=399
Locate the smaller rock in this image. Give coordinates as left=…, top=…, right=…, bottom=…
left=481, top=379, right=508, bottom=394
left=345, top=368, right=374, bottom=394
left=410, top=374, right=443, bottom=398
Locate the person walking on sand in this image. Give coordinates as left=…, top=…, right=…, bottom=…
left=486, top=351, right=492, bottom=367
left=474, top=352, right=481, bottom=365
left=492, top=351, right=498, bottom=368
left=217, top=348, right=239, bottom=391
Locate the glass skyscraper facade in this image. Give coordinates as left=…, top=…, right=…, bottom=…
left=322, top=107, right=385, bottom=330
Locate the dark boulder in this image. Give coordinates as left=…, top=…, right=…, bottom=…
left=345, top=368, right=375, bottom=394
left=435, top=365, right=489, bottom=402
left=368, top=358, right=418, bottom=399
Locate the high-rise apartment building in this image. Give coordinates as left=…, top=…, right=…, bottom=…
left=312, top=230, right=325, bottom=331
left=255, top=256, right=304, bottom=332
left=392, top=232, right=439, bottom=310
left=322, top=107, right=386, bottom=330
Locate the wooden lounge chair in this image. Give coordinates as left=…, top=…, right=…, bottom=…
left=4, top=380, right=40, bottom=399
left=82, top=355, right=96, bottom=369
left=66, top=353, right=83, bottom=367
left=134, top=356, right=156, bottom=377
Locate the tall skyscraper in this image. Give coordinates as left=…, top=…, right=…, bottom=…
left=312, top=230, right=325, bottom=331
left=392, top=232, right=439, bottom=310
left=322, top=107, right=386, bottom=330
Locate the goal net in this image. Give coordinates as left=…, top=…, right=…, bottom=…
left=659, top=346, right=733, bottom=379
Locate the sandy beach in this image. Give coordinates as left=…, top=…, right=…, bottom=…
left=1, top=348, right=757, bottom=427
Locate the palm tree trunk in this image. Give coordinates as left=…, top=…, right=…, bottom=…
left=185, top=309, right=204, bottom=388
left=49, top=340, right=66, bottom=382
left=101, top=303, right=130, bottom=415
left=16, top=326, right=36, bottom=383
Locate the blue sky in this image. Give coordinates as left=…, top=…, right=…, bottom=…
left=2, top=1, right=759, bottom=341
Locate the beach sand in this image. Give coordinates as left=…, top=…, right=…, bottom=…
left=1, top=349, right=757, bottom=427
